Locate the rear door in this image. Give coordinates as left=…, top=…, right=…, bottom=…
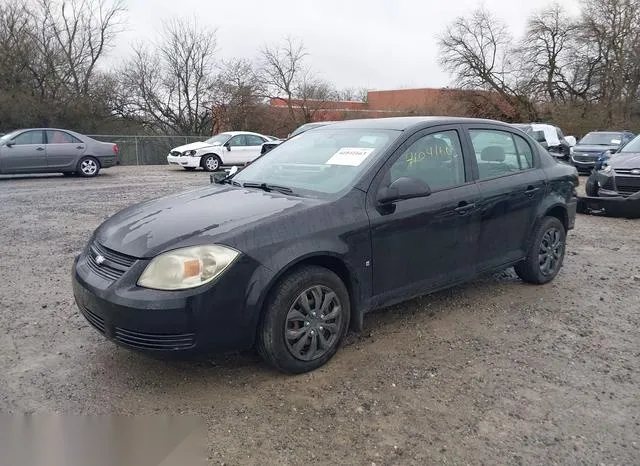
left=0, top=130, right=47, bottom=173
left=462, top=126, right=547, bottom=272
left=45, top=130, right=85, bottom=170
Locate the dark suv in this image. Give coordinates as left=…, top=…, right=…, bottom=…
left=73, top=117, right=578, bottom=373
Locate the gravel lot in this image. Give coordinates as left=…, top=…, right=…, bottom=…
left=1, top=166, right=639, bottom=464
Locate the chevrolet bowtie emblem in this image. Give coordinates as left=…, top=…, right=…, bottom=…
left=95, top=254, right=105, bottom=265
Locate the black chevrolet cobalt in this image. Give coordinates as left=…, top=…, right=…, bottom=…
left=73, top=117, right=578, bottom=373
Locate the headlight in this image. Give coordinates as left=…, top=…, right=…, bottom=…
left=183, top=150, right=197, bottom=156
left=138, top=245, right=239, bottom=290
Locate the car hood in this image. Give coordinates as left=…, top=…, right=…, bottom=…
left=609, top=152, right=640, bottom=169
left=171, top=141, right=222, bottom=153
left=574, top=144, right=618, bottom=153
left=94, top=185, right=320, bottom=258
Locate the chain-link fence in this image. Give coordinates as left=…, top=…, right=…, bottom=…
left=87, top=135, right=210, bottom=165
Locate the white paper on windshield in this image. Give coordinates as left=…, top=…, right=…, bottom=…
left=326, top=147, right=375, bottom=166
left=611, top=139, right=621, bottom=144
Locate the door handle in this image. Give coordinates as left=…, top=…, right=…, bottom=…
left=454, top=202, right=476, bottom=214
left=36, top=147, right=45, bottom=151
left=524, top=186, right=540, bottom=197
left=76, top=146, right=84, bottom=149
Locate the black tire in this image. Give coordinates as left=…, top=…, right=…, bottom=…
left=76, top=156, right=100, bottom=177
left=201, top=154, right=221, bottom=172
left=515, top=216, right=566, bottom=285
left=183, top=167, right=196, bottom=171
left=585, top=172, right=599, bottom=197
left=257, top=265, right=350, bottom=374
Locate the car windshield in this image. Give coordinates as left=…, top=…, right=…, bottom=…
left=0, top=130, right=19, bottom=143
left=231, top=128, right=399, bottom=197
left=204, top=133, right=233, bottom=145
left=620, top=134, right=640, bottom=153
left=578, top=132, right=622, bottom=146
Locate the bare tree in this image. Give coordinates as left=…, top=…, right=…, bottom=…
left=438, top=8, right=538, bottom=120
left=211, top=58, right=265, bottom=132
left=337, top=87, right=369, bottom=102
left=117, top=18, right=218, bottom=135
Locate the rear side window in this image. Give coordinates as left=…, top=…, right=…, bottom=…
left=46, top=130, right=81, bottom=144
left=470, top=130, right=535, bottom=180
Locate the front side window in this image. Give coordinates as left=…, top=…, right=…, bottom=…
left=232, top=128, right=399, bottom=196
left=46, top=130, right=80, bottom=144
left=386, top=130, right=465, bottom=191
left=12, top=130, right=44, bottom=145
left=470, top=130, right=534, bottom=180
left=228, top=135, right=247, bottom=147
left=244, top=135, right=265, bottom=146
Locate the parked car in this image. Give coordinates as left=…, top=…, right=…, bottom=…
left=579, top=134, right=640, bottom=218
left=0, top=128, right=119, bottom=177
left=167, top=131, right=273, bottom=172
left=259, top=121, right=338, bottom=156
left=73, top=117, right=578, bottom=373
left=570, top=130, right=635, bottom=173
left=512, top=123, right=574, bottom=161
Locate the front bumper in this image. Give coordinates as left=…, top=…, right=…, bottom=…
left=167, top=154, right=201, bottom=168
left=72, top=246, right=271, bottom=357
left=577, top=190, right=640, bottom=218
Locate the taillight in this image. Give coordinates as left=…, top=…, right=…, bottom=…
left=113, top=144, right=119, bottom=155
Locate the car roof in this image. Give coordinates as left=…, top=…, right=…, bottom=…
left=221, top=131, right=266, bottom=137
left=312, top=116, right=514, bottom=132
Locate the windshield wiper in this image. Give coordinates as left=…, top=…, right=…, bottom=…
left=242, top=181, right=295, bottom=195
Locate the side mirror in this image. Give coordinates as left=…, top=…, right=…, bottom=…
left=5, top=141, right=14, bottom=148
left=224, top=143, right=231, bottom=151
left=228, top=165, right=238, bottom=176
left=377, top=177, right=431, bottom=204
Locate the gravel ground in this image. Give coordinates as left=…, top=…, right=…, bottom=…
left=1, top=166, right=639, bottom=465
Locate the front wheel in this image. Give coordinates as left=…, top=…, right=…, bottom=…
left=201, top=154, right=221, bottom=172
left=515, top=216, right=566, bottom=284
left=585, top=172, right=599, bottom=197
left=76, top=156, right=100, bottom=177
left=257, top=266, right=350, bottom=373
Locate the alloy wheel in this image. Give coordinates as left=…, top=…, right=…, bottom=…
left=538, top=227, right=563, bottom=276
left=205, top=156, right=219, bottom=171
left=80, top=159, right=98, bottom=176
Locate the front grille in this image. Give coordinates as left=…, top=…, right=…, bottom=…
left=615, top=175, right=640, bottom=195
left=573, top=154, right=598, bottom=162
left=613, top=168, right=639, bottom=175
left=114, top=327, right=196, bottom=350
left=86, top=241, right=136, bottom=282
left=81, top=306, right=105, bottom=334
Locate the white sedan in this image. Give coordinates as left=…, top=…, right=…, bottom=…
left=167, top=131, right=275, bottom=171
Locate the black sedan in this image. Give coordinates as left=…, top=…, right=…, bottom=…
left=72, top=117, right=578, bottom=373
left=580, top=134, right=640, bottom=218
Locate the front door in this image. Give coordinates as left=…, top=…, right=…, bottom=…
left=226, top=135, right=265, bottom=164
left=0, top=130, right=47, bottom=173
left=464, top=126, right=547, bottom=272
left=366, top=126, right=482, bottom=307
left=45, top=130, right=85, bottom=170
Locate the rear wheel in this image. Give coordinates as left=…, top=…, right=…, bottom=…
left=515, top=216, right=566, bottom=284
left=76, top=156, right=100, bottom=177
left=257, top=266, right=350, bottom=373
left=202, top=154, right=221, bottom=172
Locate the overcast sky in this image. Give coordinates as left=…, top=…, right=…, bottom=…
left=109, top=0, right=581, bottom=91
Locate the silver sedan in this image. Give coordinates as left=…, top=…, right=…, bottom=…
left=0, top=128, right=119, bottom=177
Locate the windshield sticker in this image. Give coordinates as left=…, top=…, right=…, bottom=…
left=611, top=139, right=621, bottom=144
left=326, top=147, right=375, bottom=166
